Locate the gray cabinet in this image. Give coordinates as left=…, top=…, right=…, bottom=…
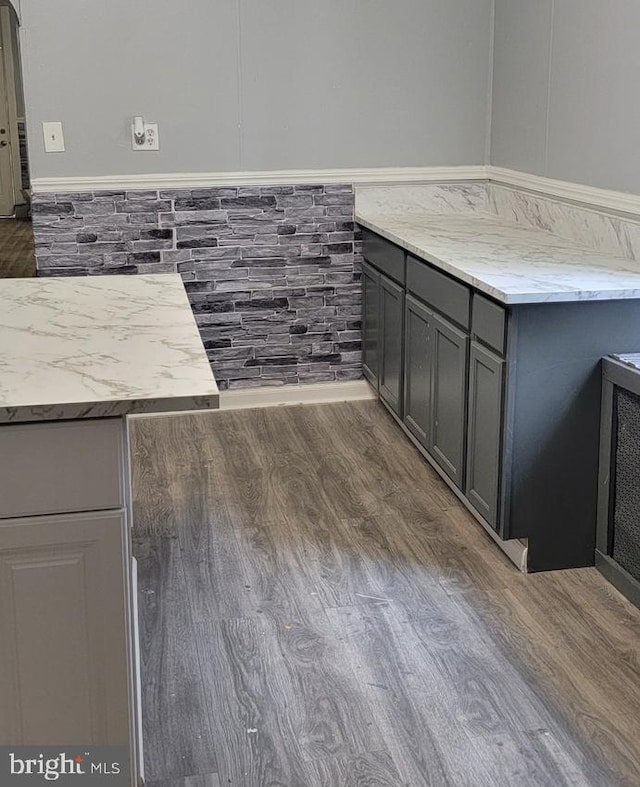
left=0, top=510, right=131, bottom=746
left=379, top=274, right=404, bottom=416
left=404, top=295, right=433, bottom=446
left=362, top=261, right=380, bottom=388
left=465, top=342, right=505, bottom=528
left=362, top=260, right=405, bottom=417
left=403, top=297, right=468, bottom=489
left=364, top=231, right=487, bottom=502
left=359, top=225, right=640, bottom=571
left=0, top=417, right=141, bottom=784
left=429, top=312, right=468, bottom=487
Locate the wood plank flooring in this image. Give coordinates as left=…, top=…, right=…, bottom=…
left=0, top=218, right=35, bottom=277
left=131, top=401, right=640, bottom=786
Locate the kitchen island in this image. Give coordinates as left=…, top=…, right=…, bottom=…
left=0, top=274, right=219, bottom=786
left=357, top=185, right=640, bottom=572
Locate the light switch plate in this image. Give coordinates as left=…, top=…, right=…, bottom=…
left=131, top=122, right=159, bottom=151
left=42, top=121, right=65, bottom=153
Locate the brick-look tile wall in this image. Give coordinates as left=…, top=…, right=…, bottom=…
left=32, top=184, right=363, bottom=390
left=17, top=121, right=30, bottom=191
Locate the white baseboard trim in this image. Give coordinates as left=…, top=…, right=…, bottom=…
left=488, top=166, right=640, bottom=218
left=219, top=380, right=376, bottom=411
left=32, top=163, right=640, bottom=221
left=31, top=165, right=489, bottom=195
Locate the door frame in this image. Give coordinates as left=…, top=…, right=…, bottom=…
left=0, top=5, right=23, bottom=212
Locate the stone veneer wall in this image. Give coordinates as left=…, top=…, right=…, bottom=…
left=17, top=121, right=30, bottom=192
left=32, top=184, right=362, bottom=390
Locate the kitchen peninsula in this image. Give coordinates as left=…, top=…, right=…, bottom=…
left=357, top=185, right=640, bottom=573
left=0, top=274, right=219, bottom=786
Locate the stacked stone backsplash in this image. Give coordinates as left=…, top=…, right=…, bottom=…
left=17, top=121, right=30, bottom=191
left=32, top=184, right=362, bottom=390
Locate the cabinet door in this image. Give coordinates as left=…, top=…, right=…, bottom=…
left=466, top=342, right=505, bottom=528
left=404, top=295, right=434, bottom=447
left=429, top=312, right=468, bottom=487
left=379, top=273, right=405, bottom=416
left=362, top=261, right=380, bottom=389
left=0, top=510, right=133, bottom=747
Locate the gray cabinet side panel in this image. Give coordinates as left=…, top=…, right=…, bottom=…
left=596, top=375, right=615, bottom=555
left=429, top=312, right=468, bottom=487
left=404, top=295, right=433, bottom=446
left=508, top=299, right=640, bottom=571
left=379, top=274, right=404, bottom=416
left=466, top=343, right=505, bottom=528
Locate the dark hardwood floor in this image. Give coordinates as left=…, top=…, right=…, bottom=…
left=131, top=401, right=640, bottom=787
left=0, top=218, right=35, bottom=278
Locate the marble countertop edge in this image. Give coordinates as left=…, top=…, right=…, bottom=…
left=0, top=392, right=221, bottom=426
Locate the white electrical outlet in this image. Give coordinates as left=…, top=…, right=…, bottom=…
left=131, top=122, right=159, bottom=151
left=42, top=121, right=65, bottom=153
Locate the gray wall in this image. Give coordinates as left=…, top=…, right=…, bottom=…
left=492, top=0, right=640, bottom=194
left=20, top=0, right=492, bottom=181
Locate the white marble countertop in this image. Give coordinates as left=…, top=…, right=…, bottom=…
left=0, top=274, right=219, bottom=424
left=356, top=199, right=640, bottom=304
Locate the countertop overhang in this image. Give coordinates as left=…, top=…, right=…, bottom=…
left=0, top=273, right=219, bottom=424
left=356, top=209, right=640, bottom=305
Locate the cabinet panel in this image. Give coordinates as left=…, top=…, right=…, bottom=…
left=472, top=293, right=506, bottom=356
left=407, top=255, right=471, bottom=329
left=0, top=510, right=132, bottom=747
left=362, top=228, right=405, bottom=284
left=404, top=295, right=433, bottom=446
left=429, top=312, right=468, bottom=487
left=379, top=274, right=404, bottom=416
left=0, top=418, right=124, bottom=520
left=466, top=343, right=505, bottom=528
left=362, top=261, right=380, bottom=388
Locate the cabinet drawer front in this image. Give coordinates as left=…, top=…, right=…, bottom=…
left=472, top=294, right=506, bottom=355
left=362, top=227, right=405, bottom=285
left=407, top=255, right=470, bottom=329
left=0, top=418, right=124, bottom=519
